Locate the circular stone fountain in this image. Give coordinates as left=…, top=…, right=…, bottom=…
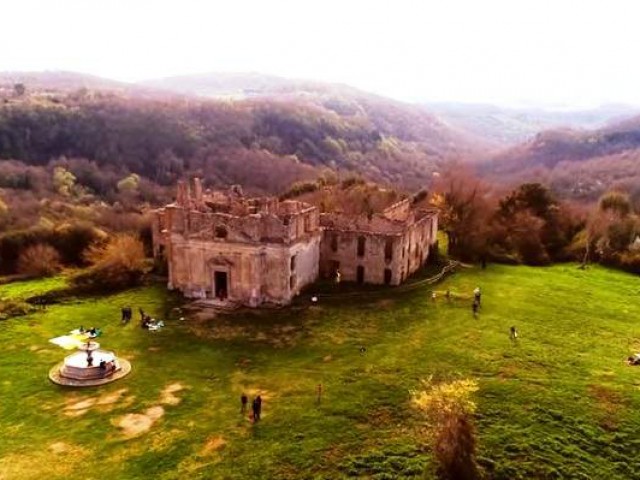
left=49, top=341, right=131, bottom=387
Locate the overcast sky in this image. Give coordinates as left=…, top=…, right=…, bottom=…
left=2, top=0, right=639, bottom=108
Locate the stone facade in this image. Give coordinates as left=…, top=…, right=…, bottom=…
left=153, top=180, right=438, bottom=307
left=319, top=199, right=438, bottom=286
left=153, top=179, right=321, bottom=307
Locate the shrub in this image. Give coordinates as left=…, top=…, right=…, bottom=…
left=0, top=300, right=35, bottom=320
left=16, top=244, right=62, bottom=277
left=50, top=223, right=106, bottom=266
left=280, top=180, right=319, bottom=200
left=412, top=378, right=480, bottom=480
left=618, top=251, right=640, bottom=274
left=0, top=223, right=104, bottom=274
left=71, top=234, right=150, bottom=291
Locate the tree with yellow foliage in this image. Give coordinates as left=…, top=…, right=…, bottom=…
left=411, top=377, right=480, bottom=480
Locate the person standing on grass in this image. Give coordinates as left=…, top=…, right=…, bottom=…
left=472, top=300, right=479, bottom=318
left=256, top=395, right=262, bottom=421
left=251, top=397, right=260, bottom=422
left=474, top=287, right=481, bottom=306
left=510, top=326, right=518, bottom=341
left=240, top=393, right=248, bottom=413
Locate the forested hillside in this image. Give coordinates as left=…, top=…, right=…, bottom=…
left=0, top=72, right=490, bottom=245
left=0, top=74, right=487, bottom=197
left=483, top=117, right=640, bottom=201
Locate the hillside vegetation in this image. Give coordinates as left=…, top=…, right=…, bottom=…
left=0, top=72, right=485, bottom=196
left=484, top=117, right=640, bottom=201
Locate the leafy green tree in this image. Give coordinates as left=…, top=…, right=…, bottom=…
left=53, top=167, right=76, bottom=197
left=117, top=173, right=140, bottom=193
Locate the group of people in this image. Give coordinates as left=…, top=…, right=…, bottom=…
left=79, top=326, right=100, bottom=338
left=99, top=359, right=117, bottom=376
left=240, top=394, right=263, bottom=422
left=138, top=308, right=164, bottom=330
left=467, top=287, right=519, bottom=341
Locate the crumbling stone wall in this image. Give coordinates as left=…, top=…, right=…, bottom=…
left=154, top=180, right=321, bottom=307
left=152, top=179, right=439, bottom=306
left=319, top=210, right=438, bottom=285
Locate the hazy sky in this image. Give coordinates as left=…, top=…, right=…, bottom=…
left=2, top=0, right=639, bottom=107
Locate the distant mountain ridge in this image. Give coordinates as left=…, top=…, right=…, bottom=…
left=483, top=116, right=640, bottom=200
left=426, top=102, right=640, bottom=145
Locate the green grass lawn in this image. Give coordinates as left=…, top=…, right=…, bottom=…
left=1, top=264, right=640, bottom=479
left=0, top=275, right=68, bottom=301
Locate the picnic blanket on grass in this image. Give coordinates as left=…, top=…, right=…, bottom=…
left=49, top=334, right=86, bottom=350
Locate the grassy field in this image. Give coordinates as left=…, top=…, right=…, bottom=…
left=1, top=264, right=640, bottom=479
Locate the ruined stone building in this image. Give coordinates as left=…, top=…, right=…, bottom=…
left=319, top=199, right=438, bottom=286
left=152, top=179, right=321, bottom=307
left=153, top=179, right=438, bottom=307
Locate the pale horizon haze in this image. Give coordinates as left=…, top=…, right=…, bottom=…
left=2, top=0, right=640, bottom=108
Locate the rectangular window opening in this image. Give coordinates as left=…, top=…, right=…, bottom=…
left=384, top=238, right=393, bottom=261
left=357, top=236, right=366, bottom=257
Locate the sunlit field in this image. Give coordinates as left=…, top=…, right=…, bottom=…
left=1, top=264, right=640, bottom=479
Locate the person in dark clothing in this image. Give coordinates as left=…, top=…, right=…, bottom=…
left=240, top=393, right=248, bottom=413
left=472, top=300, right=479, bottom=318
left=474, top=287, right=481, bottom=305
left=510, top=326, right=518, bottom=341
left=121, top=306, right=132, bottom=323
left=255, top=395, right=262, bottom=420
left=251, top=397, right=260, bottom=422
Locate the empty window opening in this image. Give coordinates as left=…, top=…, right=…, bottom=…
left=290, top=255, right=297, bottom=271
left=215, top=225, right=228, bottom=239
left=357, top=236, right=366, bottom=257
left=331, top=234, right=338, bottom=252
left=384, top=268, right=392, bottom=285
left=290, top=274, right=296, bottom=290
left=384, top=238, right=393, bottom=261
left=357, top=265, right=365, bottom=284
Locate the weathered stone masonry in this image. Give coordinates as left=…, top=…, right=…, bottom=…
left=153, top=180, right=438, bottom=307
left=319, top=199, right=438, bottom=286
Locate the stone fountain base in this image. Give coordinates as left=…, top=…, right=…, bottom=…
left=49, top=350, right=132, bottom=387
